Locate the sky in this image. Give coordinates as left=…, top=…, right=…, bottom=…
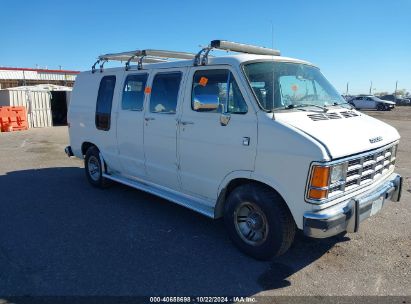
left=1, top=0, right=410, bottom=95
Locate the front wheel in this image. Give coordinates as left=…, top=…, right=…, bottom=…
left=224, top=184, right=296, bottom=260
left=377, top=103, right=385, bottom=111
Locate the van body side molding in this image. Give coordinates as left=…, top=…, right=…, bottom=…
left=102, top=173, right=215, bottom=218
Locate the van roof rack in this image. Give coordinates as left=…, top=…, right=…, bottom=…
left=194, top=40, right=280, bottom=65
left=91, top=40, right=281, bottom=72
left=92, top=49, right=197, bottom=73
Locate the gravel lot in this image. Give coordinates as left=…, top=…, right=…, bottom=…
left=0, top=107, right=410, bottom=297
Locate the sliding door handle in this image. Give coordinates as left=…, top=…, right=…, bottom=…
left=144, top=117, right=155, bottom=122
left=181, top=121, right=194, bottom=125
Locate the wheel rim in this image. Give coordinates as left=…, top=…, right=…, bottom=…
left=234, top=202, right=269, bottom=246
left=88, top=155, right=101, bottom=181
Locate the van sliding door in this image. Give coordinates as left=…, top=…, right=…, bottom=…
left=116, top=72, right=148, bottom=178
left=143, top=68, right=187, bottom=190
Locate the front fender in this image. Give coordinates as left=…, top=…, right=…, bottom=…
left=215, top=170, right=313, bottom=229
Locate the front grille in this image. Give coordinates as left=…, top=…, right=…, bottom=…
left=328, top=144, right=397, bottom=196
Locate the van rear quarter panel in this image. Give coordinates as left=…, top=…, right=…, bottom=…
left=68, top=72, right=97, bottom=157
left=68, top=71, right=122, bottom=170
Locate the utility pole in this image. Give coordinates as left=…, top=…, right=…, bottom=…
left=369, top=81, right=372, bottom=95
left=271, top=21, right=274, bottom=49
left=394, top=80, right=398, bottom=102
left=346, top=82, right=349, bottom=95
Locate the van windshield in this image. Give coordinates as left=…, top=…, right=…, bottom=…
left=243, top=61, right=345, bottom=111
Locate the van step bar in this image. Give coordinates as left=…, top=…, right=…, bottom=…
left=102, top=173, right=215, bottom=218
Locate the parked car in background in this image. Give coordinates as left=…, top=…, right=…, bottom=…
left=380, top=94, right=411, bottom=106
left=341, top=94, right=355, bottom=102
left=349, top=95, right=395, bottom=111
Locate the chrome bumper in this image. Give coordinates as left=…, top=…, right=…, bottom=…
left=303, top=173, right=402, bottom=238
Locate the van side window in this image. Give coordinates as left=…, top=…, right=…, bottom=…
left=192, top=70, right=247, bottom=114
left=150, top=72, right=182, bottom=114
left=122, top=74, right=147, bottom=111
left=95, top=75, right=116, bottom=131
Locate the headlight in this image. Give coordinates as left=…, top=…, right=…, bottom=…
left=330, top=164, right=345, bottom=184
left=307, top=163, right=347, bottom=201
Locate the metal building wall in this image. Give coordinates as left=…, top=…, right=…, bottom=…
left=0, top=68, right=78, bottom=89
left=0, top=90, right=52, bottom=128
left=0, top=69, right=77, bottom=81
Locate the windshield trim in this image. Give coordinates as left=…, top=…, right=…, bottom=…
left=241, top=59, right=344, bottom=113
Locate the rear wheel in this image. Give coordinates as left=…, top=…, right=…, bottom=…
left=84, top=146, right=111, bottom=188
left=224, top=184, right=296, bottom=260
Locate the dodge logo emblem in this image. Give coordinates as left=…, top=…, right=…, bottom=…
left=369, top=136, right=383, bottom=144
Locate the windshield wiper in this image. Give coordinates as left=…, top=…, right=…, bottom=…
left=285, top=103, right=328, bottom=112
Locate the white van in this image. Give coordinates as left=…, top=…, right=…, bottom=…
left=66, top=40, right=403, bottom=260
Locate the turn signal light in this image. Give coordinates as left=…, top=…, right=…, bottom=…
left=310, top=166, right=330, bottom=188
left=308, top=189, right=328, bottom=200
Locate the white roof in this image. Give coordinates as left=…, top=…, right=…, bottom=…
left=208, top=54, right=314, bottom=66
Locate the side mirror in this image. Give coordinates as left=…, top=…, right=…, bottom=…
left=193, top=94, right=219, bottom=111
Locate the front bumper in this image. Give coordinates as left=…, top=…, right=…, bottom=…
left=303, top=173, right=402, bottom=238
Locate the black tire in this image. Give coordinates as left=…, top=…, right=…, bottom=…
left=377, top=103, right=385, bottom=111
left=224, top=184, right=296, bottom=260
left=84, top=146, right=111, bottom=188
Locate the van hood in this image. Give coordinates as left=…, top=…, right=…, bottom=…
left=275, top=109, right=400, bottom=159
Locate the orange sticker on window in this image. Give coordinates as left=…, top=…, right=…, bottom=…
left=144, top=87, right=152, bottom=94
left=199, top=77, right=208, bottom=87
left=291, top=84, right=298, bottom=92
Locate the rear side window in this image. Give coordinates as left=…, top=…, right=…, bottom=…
left=149, top=72, right=182, bottom=114
left=122, top=74, right=148, bottom=111
left=95, top=76, right=116, bottom=131
left=192, top=69, right=247, bottom=114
